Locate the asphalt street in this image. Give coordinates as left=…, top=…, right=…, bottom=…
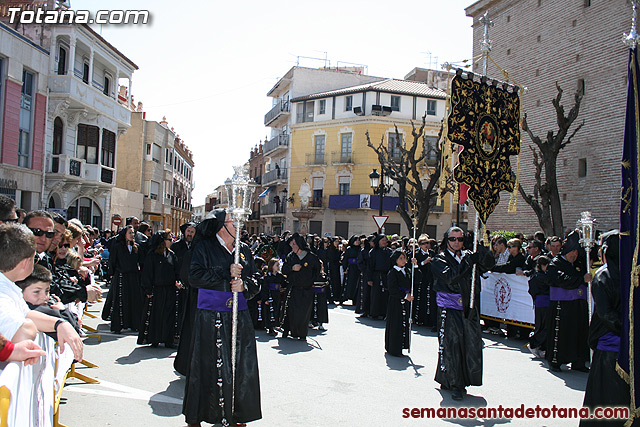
left=58, top=285, right=588, bottom=427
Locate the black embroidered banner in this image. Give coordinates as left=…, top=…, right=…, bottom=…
left=447, top=70, right=521, bottom=224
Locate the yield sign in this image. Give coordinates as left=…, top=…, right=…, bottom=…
left=372, top=215, right=389, bottom=230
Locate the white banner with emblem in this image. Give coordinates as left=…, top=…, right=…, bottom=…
left=480, top=272, right=534, bottom=325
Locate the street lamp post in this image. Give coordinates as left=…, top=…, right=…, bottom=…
left=369, top=167, right=392, bottom=233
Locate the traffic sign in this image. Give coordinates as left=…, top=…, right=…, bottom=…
left=372, top=215, right=389, bottom=230
left=112, top=215, right=122, bottom=226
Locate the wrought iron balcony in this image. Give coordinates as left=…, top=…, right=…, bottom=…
left=264, top=99, right=290, bottom=126
left=305, top=153, right=326, bottom=166
left=331, top=150, right=355, bottom=164
left=262, top=168, right=287, bottom=185
left=264, top=134, right=289, bottom=155
left=260, top=202, right=286, bottom=216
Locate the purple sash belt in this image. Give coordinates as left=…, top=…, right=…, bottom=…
left=313, top=285, right=327, bottom=294
left=197, top=289, right=248, bottom=312
left=437, top=292, right=463, bottom=310
left=597, top=332, right=621, bottom=352
left=347, top=258, right=358, bottom=265
left=534, top=294, right=550, bottom=308
left=268, top=283, right=281, bottom=291
left=399, top=287, right=410, bottom=294
left=549, top=285, right=587, bottom=301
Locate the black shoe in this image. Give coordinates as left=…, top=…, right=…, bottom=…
left=358, top=314, right=369, bottom=318
left=266, top=329, right=277, bottom=336
left=281, top=330, right=289, bottom=338
left=549, top=363, right=562, bottom=372
left=451, top=388, right=464, bottom=401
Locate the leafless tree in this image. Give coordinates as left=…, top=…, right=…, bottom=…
left=366, top=115, right=456, bottom=235
left=518, top=83, right=584, bottom=236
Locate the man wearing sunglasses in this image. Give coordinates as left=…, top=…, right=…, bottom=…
left=432, top=226, right=494, bottom=401
left=23, top=211, right=55, bottom=270
left=0, top=195, right=17, bottom=224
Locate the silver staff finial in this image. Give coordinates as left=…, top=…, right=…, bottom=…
left=624, top=0, right=640, bottom=48
left=479, top=11, right=494, bottom=56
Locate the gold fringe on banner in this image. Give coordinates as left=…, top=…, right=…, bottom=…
left=508, top=153, right=521, bottom=213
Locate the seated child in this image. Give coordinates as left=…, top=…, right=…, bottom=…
left=16, top=265, right=80, bottom=340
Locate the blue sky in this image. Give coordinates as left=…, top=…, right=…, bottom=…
left=71, top=0, right=475, bottom=204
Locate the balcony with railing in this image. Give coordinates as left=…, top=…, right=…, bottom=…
left=309, top=196, right=326, bottom=208
left=331, top=150, right=355, bottom=164
left=264, top=134, right=289, bottom=155
left=48, top=75, right=131, bottom=127
left=264, top=99, right=290, bottom=126
left=260, top=202, right=287, bottom=216
left=48, top=154, right=116, bottom=186
left=261, top=168, right=287, bottom=185
left=305, top=152, right=326, bottom=166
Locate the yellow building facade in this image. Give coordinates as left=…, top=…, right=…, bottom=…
left=288, top=115, right=455, bottom=238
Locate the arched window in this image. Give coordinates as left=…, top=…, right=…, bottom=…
left=67, top=197, right=103, bottom=228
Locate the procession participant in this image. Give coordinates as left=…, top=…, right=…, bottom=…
left=326, top=237, right=343, bottom=304
left=342, top=235, right=362, bottom=305
left=385, top=249, right=420, bottom=357
left=247, top=256, right=265, bottom=329
left=281, top=233, right=321, bottom=340
left=310, top=263, right=329, bottom=331
left=527, top=255, right=551, bottom=359
left=274, top=232, right=289, bottom=260
left=580, top=230, right=630, bottom=424
left=355, top=235, right=374, bottom=317
left=546, top=230, right=591, bottom=372
left=367, top=233, right=392, bottom=320
left=182, top=209, right=261, bottom=427
left=432, top=227, right=494, bottom=401
left=413, top=234, right=435, bottom=327
left=138, top=230, right=180, bottom=348
left=260, top=258, right=287, bottom=337
left=255, top=236, right=277, bottom=264
left=102, top=226, right=141, bottom=333
left=171, top=222, right=196, bottom=338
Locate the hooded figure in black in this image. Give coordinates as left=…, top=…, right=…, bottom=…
left=367, top=233, right=392, bottom=319
left=385, top=249, right=421, bottom=357
left=173, top=221, right=198, bottom=376
left=281, top=232, right=321, bottom=340
left=342, top=235, right=362, bottom=304
left=182, top=209, right=261, bottom=427
left=432, top=226, right=495, bottom=400
left=101, top=225, right=142, bottom=333
left=355, top=235, right=375, bottom=316
left=546, top=230, right=591, bottom=372
left=581, top=230, right=630, bottom=425
left=137, top=229, right=180, bottom=347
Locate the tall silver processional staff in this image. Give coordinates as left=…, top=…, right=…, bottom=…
left=224, top=165, right=257, bottom=415
left=469, top=11, right=493, bottom=309
left=577, top=211, right=597, bottom=321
